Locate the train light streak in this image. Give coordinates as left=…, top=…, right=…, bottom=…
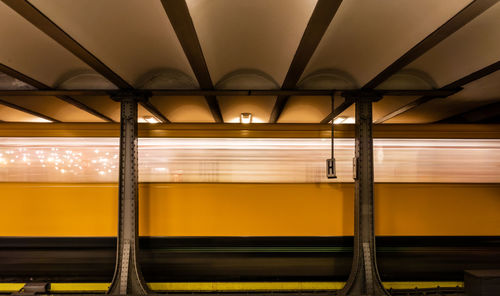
left=0, top=137, right=498, bottom=183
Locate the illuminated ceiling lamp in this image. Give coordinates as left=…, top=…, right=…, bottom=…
left=240, top=113, right=252, bottom=124
left=142, top=116, right=160, bottom=123
left=331, top=117, right=355, bottom=124
left=333, top=116, right=347, bottom=124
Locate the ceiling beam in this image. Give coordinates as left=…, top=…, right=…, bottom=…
left=375, top=61, right=500, bottom=123
left=322, top=0, right=497, bottom=123
left=2, top=0, right=169, bottom=123
left=0, top=63, right=114, bottom=122
left=161, top=0, right=223, bottom=123
left=0, top=89, right=460, bottom=97
left=0, top=98, right=60, bottom=122
left=269, top=0, right=343, bottom=123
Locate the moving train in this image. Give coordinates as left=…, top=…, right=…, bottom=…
left=0, top=123, right=499, bottom=289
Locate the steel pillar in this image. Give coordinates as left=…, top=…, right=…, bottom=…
left=340, top=94, right=389, bottom=296
left=108, top=94, right=150, bottom=295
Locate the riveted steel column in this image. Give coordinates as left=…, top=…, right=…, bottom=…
left=340, top=94, right=389, bottom=296
left=108, top=93, right=150, bottom=295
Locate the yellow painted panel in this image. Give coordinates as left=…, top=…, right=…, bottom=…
left=138, top=183, right=354, bottom=236
left=0, top=183, right=118, bottom=236
left=0, top=283, right=24, bottom=292
left=50, top=283, right=109, bottom=292
left=0, top=183, right=499, bottom=236
left=375, top=183, right=500, bottom=236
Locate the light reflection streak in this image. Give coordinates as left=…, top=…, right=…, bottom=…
left=0, top=138, right=498, bottom=183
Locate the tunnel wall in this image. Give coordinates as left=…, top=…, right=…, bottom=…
left=1, top=182, right=499, bottom=237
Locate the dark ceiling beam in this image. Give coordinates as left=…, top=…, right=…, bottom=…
left=0, top=98, right=60, bottom=122
left=322, top=0, right=497, bottom=123
left=0, top=63, right=114, bottom=122
left=161, top=0, right=223, bottom=123
left=0, top=89, right=460, bottom=97
left=269, top=0, right=343, bottom=123
left=2, top=0, right=169, bottom=123
left=375, top=61, right=500, bottom=123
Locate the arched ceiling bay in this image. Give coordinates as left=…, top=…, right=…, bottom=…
left=404, top=2, right=500, bottom=87
left=29, top=0, right=197, bottom=87
left=186, top=0, right=317, bottom=86
left=0, top=96, right=105, bottom=122
left=301, top=0, right=472, bottom=87
left=0, top=1, right=94, bottom=87
left=387, top=71, right=500, bottom=123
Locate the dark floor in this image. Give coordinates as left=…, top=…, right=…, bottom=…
left=1, top=236, right=499, bottom=283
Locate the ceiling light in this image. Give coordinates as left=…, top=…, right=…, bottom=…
left=343, top=117, right=355, bottom=124
left=142, top=116, right=160, bottom=124
left=32, top=118, right=52, bottom=123
left=333, top=117, right=347, bottom=124
left=240, top=113, right=252, bottom=124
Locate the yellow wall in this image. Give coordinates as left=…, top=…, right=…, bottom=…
left=0, top=183, right=499, bottom=237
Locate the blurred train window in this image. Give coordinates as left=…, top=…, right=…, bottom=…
left=0, top=137, right=498, bottom=183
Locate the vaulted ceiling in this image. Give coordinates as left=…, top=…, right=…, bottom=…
left=0, top=0, right=499, bottom=124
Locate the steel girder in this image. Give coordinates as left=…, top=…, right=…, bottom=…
left=340, top=95, right=389, bottom=296
left=108, top=94, right=150, bottom=295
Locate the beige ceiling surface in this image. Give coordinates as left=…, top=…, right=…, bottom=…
left=278, top=96, right=340, bottom=123
left=387, top=71, right=500, bottom=123
left=137, top=105, right=157, bottom=121
left=29, top=0, right=197, bottom=87
left=304, top=96, right=423, bottom=123
left=0, top=96, right=104, bottom=122
left=0, top=104, right=48, bottom=122
left=0, top=1, right=94, bottom=87
left=301, top=0, right=472, bottom=87
left=149, top=96, right=214, bottom=122
left=187, top=0, right=317, bottom=85
left=74, top=96, right=121, bottom=122
left=0, top=0, right=498, bottom=124
left=405, top=2, right=500, bottom=87
left=373, top=96, right=420, bottom=121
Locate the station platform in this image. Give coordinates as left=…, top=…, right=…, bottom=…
left=0, top=282, right=465, bottom=295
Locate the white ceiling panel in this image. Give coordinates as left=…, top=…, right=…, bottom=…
left=0, top=1, right=94, bottom=87
left=29, top=0, right=197, bottom=87
left=302, top=0, right=472, bottom=87
left=387, top=71, right=500, bottom=123
left=405, top=2, right=500, bottom=87
left=186, top=0, right=317, bottom=85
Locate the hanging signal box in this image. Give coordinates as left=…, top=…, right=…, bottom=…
left=326, top=158, right=337, bottom=179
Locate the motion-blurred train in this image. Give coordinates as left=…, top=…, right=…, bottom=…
left=1, top=123, right=499, bottom=285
